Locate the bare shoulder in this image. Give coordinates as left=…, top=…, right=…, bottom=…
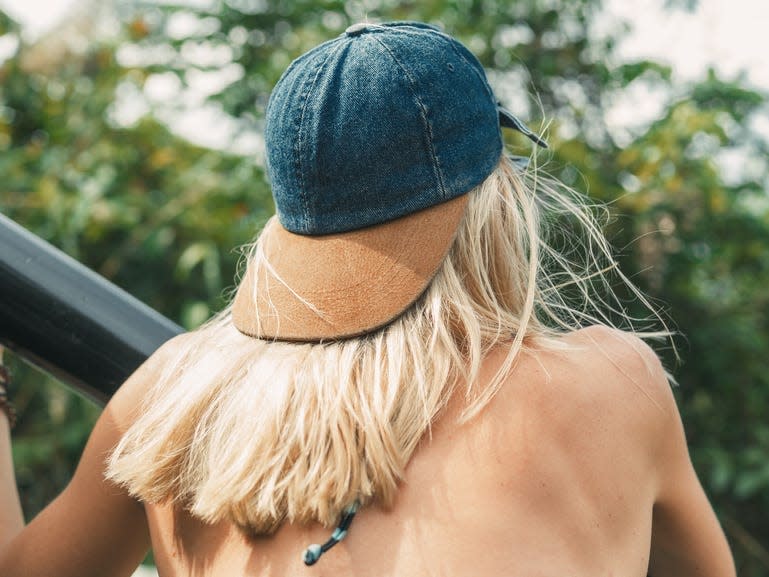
left=564, top=325, right=666, bottom=374
left=507, top=328, right=735, bottom=576
left=108, top=331, right=197, bottom=432
left=505, top=326, right=678, bottom=474
left=555, top=325, right=675, bottom=412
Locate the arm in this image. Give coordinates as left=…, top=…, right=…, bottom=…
left=0, top=338, right=182, bottom=577
left=0, top=349, right=24, bottom=545
left=644, top=348, right=735, bottom=577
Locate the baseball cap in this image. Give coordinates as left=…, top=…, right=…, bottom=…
left=232, top=21, right=545, bottom=341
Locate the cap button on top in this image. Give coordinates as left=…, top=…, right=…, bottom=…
left=345, top=22, right=369, bottom=36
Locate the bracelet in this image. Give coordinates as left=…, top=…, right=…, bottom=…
left=0, top=365, right=17, bottom=429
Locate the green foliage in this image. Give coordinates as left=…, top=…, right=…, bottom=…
left=1, top=4, right=272, bottom=518
left=1, top=1, right=768, bottom=573
left=0, top=47, right=272, bottom=319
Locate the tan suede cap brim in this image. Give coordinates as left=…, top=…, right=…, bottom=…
left=232, top=194, right=469, bottom=341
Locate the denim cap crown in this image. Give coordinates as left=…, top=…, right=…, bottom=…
left=265, top=21, right=540, bottom=235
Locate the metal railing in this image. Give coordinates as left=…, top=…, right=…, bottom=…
left=0, top=212, right=183, bottom=404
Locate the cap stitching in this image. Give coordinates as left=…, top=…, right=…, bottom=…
left=369, top=34, right=447, bottom=200
left=295, top=39, right=347, bottom=230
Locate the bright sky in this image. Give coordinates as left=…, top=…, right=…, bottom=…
left=607, top=0, right=768, bottom=90
left=0, top=0, right=74, bottom=39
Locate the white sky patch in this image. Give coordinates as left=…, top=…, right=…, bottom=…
left=600, top=0, right=769, bottom=185
left=604, top=80, right=672, bottom=147
left=164, top=103, right=264, bottom=156
left=607, top=0, right=769, bottom=90
left=0, top=30, right=18, bottom=62
left=0, top=0, right=78, bottom=40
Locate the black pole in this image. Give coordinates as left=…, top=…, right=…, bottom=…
left=0, top=212, right=183, bottom=405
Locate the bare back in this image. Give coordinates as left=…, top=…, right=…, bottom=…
left=145, top=327, right=669, bottom=577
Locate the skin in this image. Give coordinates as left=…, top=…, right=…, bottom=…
left=0, top=326, right=735, bottom=577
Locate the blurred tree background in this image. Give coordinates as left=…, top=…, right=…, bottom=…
left=1, top=0, right=768, bottom=573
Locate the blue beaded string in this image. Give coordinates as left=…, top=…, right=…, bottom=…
left=303, top=501, right=360, bottom=566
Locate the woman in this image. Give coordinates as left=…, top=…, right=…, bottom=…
left=0, top=21, right=734, bottom=577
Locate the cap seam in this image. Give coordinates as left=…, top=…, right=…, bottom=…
left=378, top=25, right=495, bottom=103
left=369, top=34, right=447, bottom=200
left=295, top=39, right=347, bottom=230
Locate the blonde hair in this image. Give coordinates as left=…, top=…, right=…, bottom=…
left=107, top=155, right=666, bottom=535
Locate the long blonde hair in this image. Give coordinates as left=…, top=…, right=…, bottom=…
left=107, top=155, right=666, bottom=535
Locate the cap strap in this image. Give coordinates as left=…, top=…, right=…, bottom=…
left=498, top=103, right=548, bottom=148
